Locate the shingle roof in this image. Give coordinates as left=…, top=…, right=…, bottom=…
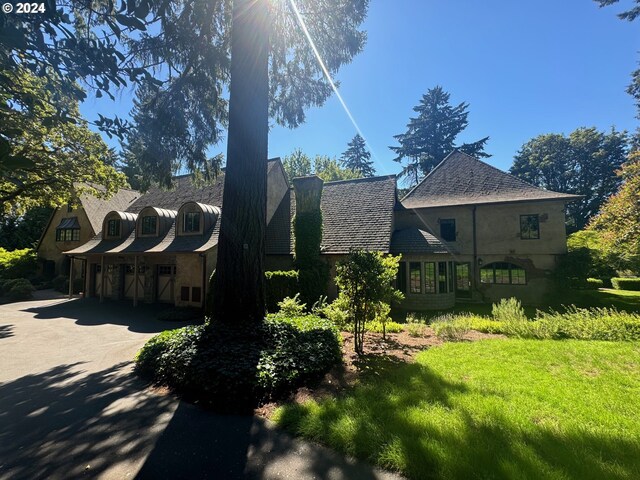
left=81, top=188, right=140, bottom=233
left=313, top=175, right=397, bottom=254
left=401, top=151, right=582, bottom=209
left=265, top=191, right=292, bottom=255
left=390, top=228, right=453, bottom=255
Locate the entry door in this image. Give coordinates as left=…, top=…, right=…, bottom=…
left=455, top=263, right=471, bottom=298
left=103, top=265, right=114, bottom=297
left=94, top=264, right=102, bottom=297
left=123, top=264, right=135, bottom=299
left=157, top=265, right=176, bottom=303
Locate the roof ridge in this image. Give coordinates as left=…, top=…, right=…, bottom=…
left=400, top=150, right=458, bottom=201
left=323, top=174, right=396, bottom=186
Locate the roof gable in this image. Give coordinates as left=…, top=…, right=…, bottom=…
left=80, top=188, right=140, bottom=233
left=401, top=151, right=581, bottom=209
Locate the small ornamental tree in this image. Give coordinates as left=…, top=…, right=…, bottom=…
left=335, top=249, right=403, bottom=355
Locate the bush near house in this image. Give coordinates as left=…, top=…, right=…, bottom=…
left=0, top=278, right=35, bottom=301
left=0, top=248, right=37, bottom=280
left=52, top=275, right=83, bottom=294
left=611, top=277, right=640, bottom=291
left=135, top=314, right=341, bottom=410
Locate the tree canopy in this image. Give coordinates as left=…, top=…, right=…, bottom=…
left=390, top=86, right=490, bottom=185
left=282, top=149, right=362, bottom=182
left=340, top=134, right=375, bottom=177
left=588, top=151, right=640, bottom=271
left=0, top=69, right=127, bottom=213
left=510, top=127, right=629, bottom=231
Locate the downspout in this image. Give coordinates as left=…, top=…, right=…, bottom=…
left=472, top=206, right=478, bottom=296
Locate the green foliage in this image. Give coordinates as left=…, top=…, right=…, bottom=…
left=52, top=275, right=68, bottom=293
left=406, top=322, right=428, bottom=337
left=335, top=250, right=404, bottom=354
left=275, top=340, right=640, bottom=480
left=0, top=207, right=53, bottom=250
left=391, top=86, right=490, bottom=185
left=466, top=318, right=504, bottom=334
left=365, top=320, right=403, bottom=334
left=431, top=314, right=471, bottom=341
left=510, top=127, right=629, bottom=230
left=282, top=149, right=362, bottom=183
left=0, top=248, right=37, bottom=280
left=589, top=152, right=640, bottom=271
left=611, top=277, right=640, bottom=291
left=1, top=278, right=35, bottom=301
left=320, top=294, right=352, bottom=330
left=265, top=270, right=299, bottom=313
left=491, top=297, right=527, bottom=323
left=277, top=294, right=307, bottom=317
left=586, top=278, right=605, bottom=289
left=135, top=314, right=342, bottom=409
left=1, top=69, right=127, bottom=213
left=557, top=230, right=619, bottom=282
left=340, top=134, right=375, bottom=177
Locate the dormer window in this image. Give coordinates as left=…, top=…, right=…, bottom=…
left=141, top=215, right=157, bottom=235
left=184, top=212, right=201, bottom=233
left=107, top=219, right=121, bottom=237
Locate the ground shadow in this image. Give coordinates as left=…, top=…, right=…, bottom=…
left=0, top=324, right=14, bottom=339
left=23, top=297, right=202, bottom=334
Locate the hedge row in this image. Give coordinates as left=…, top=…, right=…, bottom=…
left=611, top=277, right=640, bottom=291
left=265, top=270, right=299, bottom=312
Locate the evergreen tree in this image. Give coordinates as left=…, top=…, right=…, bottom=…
left=340, top=134, right=375, bottom=176
left=511, top=127, right=629, bottom=231
left=390, top=86, right=489, bottom=185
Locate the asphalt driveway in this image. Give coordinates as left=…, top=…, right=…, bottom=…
left=0, top=293, right=402, bottom=480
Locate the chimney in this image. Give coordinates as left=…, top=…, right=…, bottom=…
left=292, top=175, right=324, bottom=213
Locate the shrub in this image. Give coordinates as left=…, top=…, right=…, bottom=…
left=467, top=318, right=504, bottom=334
left=277, top=294, right=306, bottom=316
left=135, top=314, right=342, bottom=410
left=586, top=278, right=604, bottom=289
left=265, top=270, right=299, bottom=312
left=492, top=297, right=526, bottom=323
left=611, top=277, right=640, bottom=291
left=52, top=275, right=68, bottom=293
left=406, top=322, right=428, bottom=337
left=431, top=314, right=470, bottom=341
left=5, top=278, right=35, bottom=301
left=535, top=307, right=640, bottom=341
left=321, top=294, right=351, bottom=330
left=365, top=320, right=403, bottom=334
left=0, top=248, right=37, bottom=280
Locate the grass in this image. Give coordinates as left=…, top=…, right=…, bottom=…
left=274, top=340, right=640, bottom=479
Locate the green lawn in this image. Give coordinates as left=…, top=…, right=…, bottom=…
left=275, top=340, right=640, bottom=479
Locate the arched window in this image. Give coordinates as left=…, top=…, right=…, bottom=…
left=480, top=262, right=526, bottom=285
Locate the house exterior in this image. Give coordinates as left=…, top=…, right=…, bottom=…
left=58, top=151, right=579, bottom=310
left=37, top=188, right=140, bottom=278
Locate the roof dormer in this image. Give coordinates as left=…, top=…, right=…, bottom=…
left=102, top=211, right=137, bottom=240
left=177, top=202, right=220, bottom=236
left=136, top=207, right=178, bottom=237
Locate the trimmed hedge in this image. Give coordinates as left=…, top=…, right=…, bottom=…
left=265, top=270, right=299, bottom=312
left=135, top=314, right=342, bottom=411
left=586, top=278, right=604, bottom=289
left=611, top=277, right=640, bottom=291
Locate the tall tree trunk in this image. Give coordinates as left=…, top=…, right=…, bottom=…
left=212, top=0, right=270, bottom=324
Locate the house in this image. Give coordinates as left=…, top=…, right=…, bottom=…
left=56, top=151, right=579, bottom=309
left=37, top=188, right=141, bottom=278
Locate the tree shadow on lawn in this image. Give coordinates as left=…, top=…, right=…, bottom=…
left=22, top=297, right=202, bottom=334
left=278, top=360, right=640, bottom=480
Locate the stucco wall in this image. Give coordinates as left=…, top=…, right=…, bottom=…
left=37, top=206, right=95, bottom=277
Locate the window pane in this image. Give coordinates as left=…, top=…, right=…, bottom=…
left=184, top=212, right=201, bottom=232
left=396, top=262, right=407, bottom=293
left=142, top=216, right=157, bottom=234
left=424, top=262, right=436, bottom=293
left=72, top=229, right=80, bottom=241
left=511, top=267, right=526, bottom=284
left=56, top=229, right=62, bottom=241
left=65, top=229, right=72, bottom=241
left=480, top=267, right=494, bottom=283
left=438, top=261, right=448, bottom=293
left=520, top=215, right=540, bottom=239
left=456, top=263, right=470, bottom=290
left=440, top=219, right=456, bottom=242
left=108, top=219, right=120, bottom=237
left=409, top=262, right=421, bottom=294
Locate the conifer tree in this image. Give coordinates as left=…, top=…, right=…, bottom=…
left=340, top=134, right=375, bottom=176
left=390, top=86, right=489, bottom=185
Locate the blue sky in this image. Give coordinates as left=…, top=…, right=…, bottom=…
left=81, top=0, right=639, bottom=177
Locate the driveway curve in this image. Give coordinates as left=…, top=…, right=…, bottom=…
left=0, top=293, right=402, bottom=480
